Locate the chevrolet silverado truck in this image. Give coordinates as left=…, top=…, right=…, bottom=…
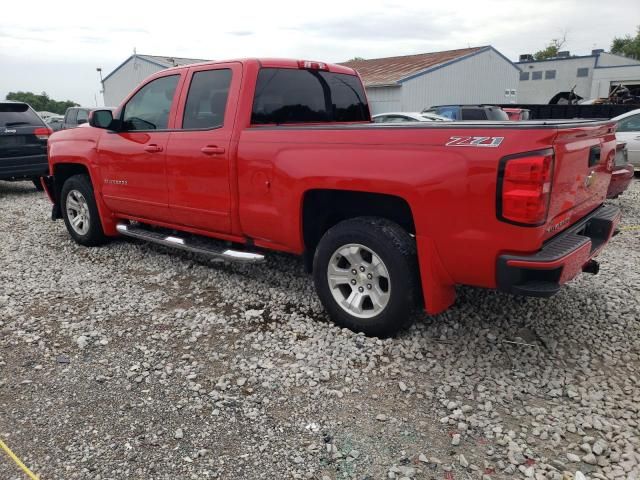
left=42, top=58, right=621, bottom=337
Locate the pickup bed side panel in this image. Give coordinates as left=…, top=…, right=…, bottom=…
left=236, top=125, right=562, bottom=312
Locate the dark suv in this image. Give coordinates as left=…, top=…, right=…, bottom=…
left=422, top=105, right=509, bottom=121
left=0, top=101, right=51, bottom=190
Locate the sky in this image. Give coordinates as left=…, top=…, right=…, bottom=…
left=1, top=0, right=638, bottom=106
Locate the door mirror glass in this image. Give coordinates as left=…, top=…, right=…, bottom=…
left=89, top=110, right=114, bottom=129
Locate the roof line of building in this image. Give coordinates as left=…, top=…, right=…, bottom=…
left=594, top=63, right=640, bottom=69
left=397, top=46, right=519, bottom=84
left=102, top=54, right=168, bottom=83
left=515, top=54, right=597, bottom=64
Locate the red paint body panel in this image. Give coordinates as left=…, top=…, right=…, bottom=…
left=47, top=58, right=621, bottom=315
left=607, top=164, right=634, bottom=199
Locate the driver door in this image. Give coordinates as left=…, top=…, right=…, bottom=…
left=97, top=74, right=183, bottom=223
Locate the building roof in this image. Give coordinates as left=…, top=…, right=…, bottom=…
left=136, top=54, right=210, bottom=68
left=103, top=54, right=210, bottom=82
left=341, top=46, right=499, bottom=87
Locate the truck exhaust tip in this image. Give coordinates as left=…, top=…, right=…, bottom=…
left=582, top=259, right=600, bottom=275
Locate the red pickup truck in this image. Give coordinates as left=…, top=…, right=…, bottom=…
left=43, top=58, right=621, bottom=337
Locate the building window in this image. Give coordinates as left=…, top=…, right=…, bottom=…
left=520, top=71, right=530, bottom=81
left=545, top=70, right=556, bottom=79
left=532, top=71, right=542, bottom=80
left=577, top=67, right=589, bottom=77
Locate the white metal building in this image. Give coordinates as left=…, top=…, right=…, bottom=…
left=341, top=46, right=521, bottom=114
left=102, top=54, right=208, bottom=107
left=516, top=50, right=640, bottom=103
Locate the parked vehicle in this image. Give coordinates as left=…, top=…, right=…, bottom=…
left=422, top=105, right=509, bottom=121
left=0, top=101, right=52, bottom=190
left=46, top=116, right=65, bottom=132
left=43, top=58, right=621, bottom=337
left=62, top=107, right=114, bottom=130
left=503, top=108, right=531, bottom=121
left=372, top=112, right=451, bottom=123
left=611, top=108, right=640, bottom=172
left=607, top=142, right=634, bottom=199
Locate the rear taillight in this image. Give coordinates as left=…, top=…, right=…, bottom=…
left=34, top=127, right=52, bottom=140
left=497, top=150, right=554, bottom=226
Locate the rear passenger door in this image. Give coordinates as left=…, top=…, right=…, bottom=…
left=165, top=63, right=240, bottom=233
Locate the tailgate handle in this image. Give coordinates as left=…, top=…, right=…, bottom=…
left=588, top=146, right=601, bottom=167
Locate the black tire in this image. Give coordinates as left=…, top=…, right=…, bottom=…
left=32, top=177, right=44, bottom=191
left=60, top=174, right=108, bottom=247
left=313, top=217, right=418, bottom=338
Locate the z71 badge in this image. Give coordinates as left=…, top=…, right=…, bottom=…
left=445, top=136, right=504, bottom=148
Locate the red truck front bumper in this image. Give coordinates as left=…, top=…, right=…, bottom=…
left=496, top=204, right=621, bottom=297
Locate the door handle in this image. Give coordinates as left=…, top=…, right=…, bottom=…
left=144, top=144, right=163, bottom=153
left=201, top=145, right=225, bottom=155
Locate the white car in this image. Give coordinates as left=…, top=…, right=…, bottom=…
left=611, top=109, right=640, bottom=171
left=372, top=112, right=451, bottom=123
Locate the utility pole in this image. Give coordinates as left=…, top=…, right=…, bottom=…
left=96, top=67, right=104, bottom=107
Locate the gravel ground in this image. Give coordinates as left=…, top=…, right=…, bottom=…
left=0, top=179, right=639, bottom=480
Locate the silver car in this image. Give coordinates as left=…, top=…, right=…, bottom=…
left=372, top=112, right=451, bottom=123
left=611, top=108, right=640, bottom=171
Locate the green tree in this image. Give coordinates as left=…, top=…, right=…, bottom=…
left=5, top=91, right=79, bottom=114
left=347, top=57, right=365, bottom=62
left=611, top=26, right=640, bottom=60
left=533, top=36, right=566, bottom=61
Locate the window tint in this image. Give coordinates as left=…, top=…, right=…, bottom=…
left=577, top=67, right=589, bottom=78
left=618, top=114, right=640, bottom=132
left=251, top=68, right=369, bottom=124
left=64, top=108, right=77, bottom=124
left=0, top=103, right=44, bottom=127
left=77, top=109, right=89, bottom=124
left=520, top=71, right=530, bottom=81
left=122, top=75, right=179, bottom=130
left=462, top=108, right=488, bottom=121
left=545, top=70, right=556, bottom=79
left=182, top=69, right=232, bottom=129
left=532, top=71, right=542, bottom=80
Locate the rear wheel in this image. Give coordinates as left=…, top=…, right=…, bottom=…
left=313, top=217, right=418, bottom=337
left=61, top=174, right=107, bottom=246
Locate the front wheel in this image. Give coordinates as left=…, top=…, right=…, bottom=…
left=313, top=217, right=419, bottom=337
left=61, top=174, right=108, bottom=246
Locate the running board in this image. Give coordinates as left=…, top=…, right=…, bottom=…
left=116, top=223, right=265, bottom=263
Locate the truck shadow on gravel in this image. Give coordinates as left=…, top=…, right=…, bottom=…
left=0, top=180, right=40, bottom=198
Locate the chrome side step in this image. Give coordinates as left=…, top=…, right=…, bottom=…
left=116, top=223, right=265, bottom=263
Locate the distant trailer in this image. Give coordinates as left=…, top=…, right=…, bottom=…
left=498, top=103, right=639, bottom=120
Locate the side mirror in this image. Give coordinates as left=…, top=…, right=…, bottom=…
left=89, top=110, right=114, bottom=129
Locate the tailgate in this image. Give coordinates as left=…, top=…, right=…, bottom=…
left=544, top=122, right=616, bottom=240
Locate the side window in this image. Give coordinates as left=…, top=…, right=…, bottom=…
left=462, top=109, right=488, bottom=121
left=373, top=116, right=387, bottom=123
left=436, top=107, right=458, bottom=120
left=532, top=71, right=542, bottom=80
left=65, top=109, right=78, bottom=124
left=545, top=70, right=556, bottom=80
left=77, top=109, right=89, bottom=125
left=122, top=75, right=179, bottom=131
left=182, top=69, right=232, bottom=129
left=520, top=71, right=530, bottom=81
left=577, top=68, right=589, bottom=78
left=618, top=114, right=640, bottom=132
left=251, top=68, right=369, bottom=124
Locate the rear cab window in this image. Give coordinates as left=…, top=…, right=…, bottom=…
left=251, top=68, right=370, bottom=124
left=182, top=69, right=232, bottom=129
left=0, top=103, right=44, bottom=127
